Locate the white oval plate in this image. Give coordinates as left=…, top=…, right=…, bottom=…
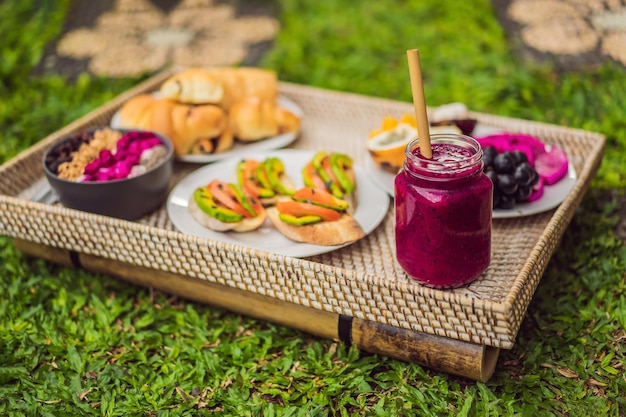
left=111, top=96, right=303, bottom=163
left=166, top=149, right=391, bottom=258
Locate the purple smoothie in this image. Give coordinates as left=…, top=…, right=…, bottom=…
left=394, top=135, right=492, bottom=288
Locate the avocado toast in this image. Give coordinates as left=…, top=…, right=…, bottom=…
left=266, top=187, right=365, bottom=246
left=189, top=179, right=266, bottom=232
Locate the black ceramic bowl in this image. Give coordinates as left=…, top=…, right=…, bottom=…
left=43, top=127, right=174, bottom=220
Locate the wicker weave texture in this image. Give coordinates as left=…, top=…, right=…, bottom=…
left=0, top=69, right=605, bottom=349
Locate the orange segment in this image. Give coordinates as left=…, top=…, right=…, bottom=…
left=381, top=115, right=399, bottom=131
left=369, top=113, right=416, bottom=139
left=399, top=113, right=417, bottom=127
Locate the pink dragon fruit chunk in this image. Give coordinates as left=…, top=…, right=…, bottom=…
left=527, top=176, right=545, bottom=203
left=476, top=136, right=511, bottom=154
left=503, top=133, right=546, bottom=159
left=534, top=145, right=569, bottom=185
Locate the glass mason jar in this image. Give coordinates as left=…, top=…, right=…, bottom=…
left=394, top=134, right=493, bottom=288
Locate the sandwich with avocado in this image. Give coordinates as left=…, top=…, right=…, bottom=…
left=302, top=151, right=357, bottom=213
left=266, top=186, right=365, bottom=246
left=237, top=157, right=296, bottom=206
left=189, top=179, right=266, bottom=232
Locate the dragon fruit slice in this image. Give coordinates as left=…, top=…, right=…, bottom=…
left=476, top=136, right=510, bottom=154
left=527, top=176, right=544, bottom=203
left=476, top=133, right=546, bottom=166
left=502, top=133, right=547, bottom=159
left=534, top=145, right=569, bottom=185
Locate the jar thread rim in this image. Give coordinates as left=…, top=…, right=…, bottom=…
left=403, top=134, right=483, bottom=181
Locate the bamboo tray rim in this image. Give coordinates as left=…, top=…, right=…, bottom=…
left=0, top=68, right=606, bottom=350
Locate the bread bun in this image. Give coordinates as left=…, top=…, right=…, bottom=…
left=214, top=67, right=278, bottom=109
left=229, top=96, right=301, bottom=142
left=159, top=68, right=225, bottom=105
left=188, top=125, right=234, bottom=155
left=228, top=96, right=278, bottom=141
left=266, top=207, right=365, bottom=246
left=276, top=107, right=302, bottom=134
left=159, top=67, right=278, bottom=109
left=117, top=94, right=230, bottom=157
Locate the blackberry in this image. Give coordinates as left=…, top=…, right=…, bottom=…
left=493, top=152, right=516, bottom=174
left=483, top=150, right=540, bottom=209
left=483, top=146, right=498, bottom=169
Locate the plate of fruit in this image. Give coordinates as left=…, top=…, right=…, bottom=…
left=477, top=132, right=575, bottom=218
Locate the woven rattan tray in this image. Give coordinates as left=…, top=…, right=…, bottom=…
left=0, top=69, right=605, bottom=381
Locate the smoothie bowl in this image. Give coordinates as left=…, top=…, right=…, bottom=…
left=42, top=127, right=174, bottom=220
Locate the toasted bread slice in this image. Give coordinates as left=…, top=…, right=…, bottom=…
left=266, top=207, right=365, bottom=246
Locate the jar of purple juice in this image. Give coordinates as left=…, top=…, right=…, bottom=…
left=394, top=134, right=493, bottom=288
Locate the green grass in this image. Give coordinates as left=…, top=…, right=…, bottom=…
left=1, top=0, right=625, bottom=415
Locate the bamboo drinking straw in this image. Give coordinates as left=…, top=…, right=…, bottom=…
left=406, top=49, right=432, bottom=159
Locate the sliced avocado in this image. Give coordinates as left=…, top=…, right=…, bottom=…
left=255, top=163, right=273, bottom=190
left=194, top=188, right=243, bottom=223
left=264, top=157, right=295, bottom=196
left=329, top=153, right=355, bottom=195
left=227, top=183, right=256, bottom=217
left=256, top=187, right=276, bottom=198
left=293, top=195, right=349, bottom=212
left=311, top=151, right=327, bottom=174
left=238, top=160, right=275, bottom=198
left=278, top=213, right=323, bottom=226
left=302, top=164, right=316, bottom=189
left=236, top=160, right=250, bottom=189
left=312, top=151, right=344, bottom=198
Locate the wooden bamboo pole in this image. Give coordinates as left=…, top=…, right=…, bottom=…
left=14, top=238, right=499, bottom=382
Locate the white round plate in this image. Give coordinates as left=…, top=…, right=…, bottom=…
left=111, top=96, right=303, bottom=163
left=364, top=138, right=578, bottom=219
left=364, top=153, right=397, bottom=198
left=166, top=149, right=391, bottom=258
